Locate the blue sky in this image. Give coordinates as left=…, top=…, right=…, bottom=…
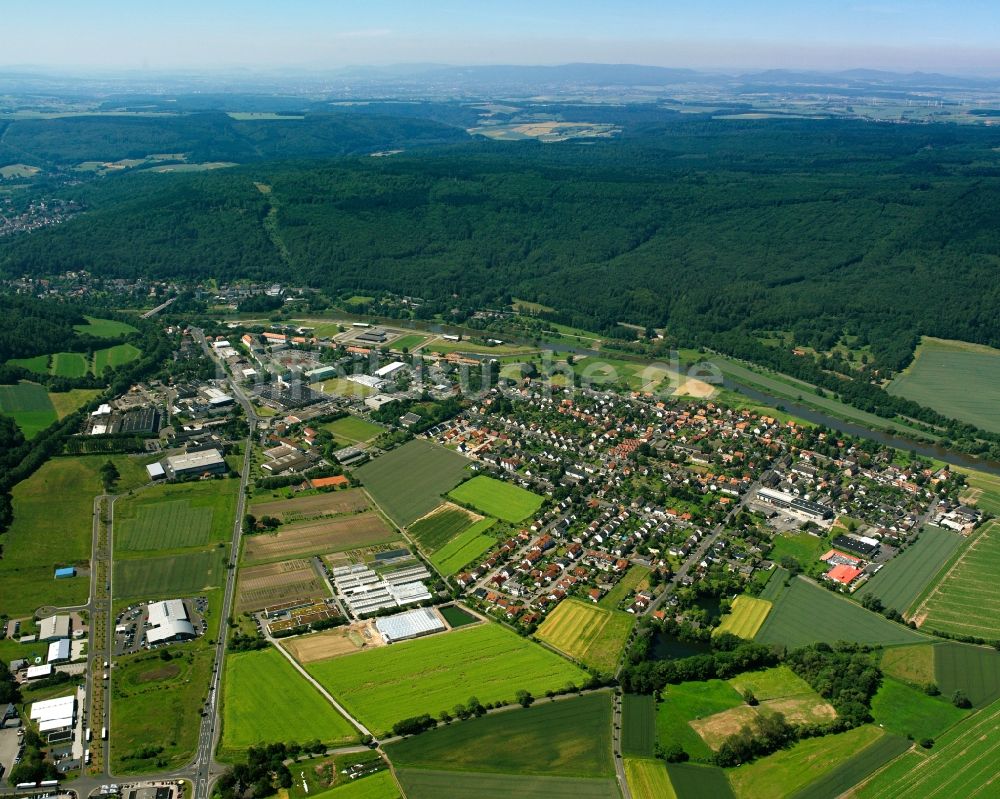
left=5, top=1, right=999, bottom=73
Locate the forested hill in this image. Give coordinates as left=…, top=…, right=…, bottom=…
left=3, top=117, right=1000, bottom=372
left=0, top=111, right=469, bottom=166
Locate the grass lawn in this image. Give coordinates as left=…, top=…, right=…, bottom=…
left=115, top=549, right=226, bottom=600
left=934, top=642, right=1000, bottom=707
left=115, top=479, right=239, bottom=551
left=871, top=677, right=969, bottom=741
left=727, top=724, right=884, bottom=799
left=322, top=415, right=385, bottom=444
left=220, top=648, right=357, bottom=756
left=655, top=680, right=744, bottom=762
left=856, top=698, right=1000, bottom=799
left=914, top=521, right=1000, bottom=640
left=407, top=505, right=476, bottom=553
left=755, top=577, right=928, bottom=649
left=357, top=440, right=470, bottom=527
left=110, top=646, right=214, bottom=773
left=714, top=596, right=772, bottom=639
left=858, top=527, right=964, bottom=615
left=428, top=518, right=497, bottom=575
left=0, top=380, right=57, bottom=438
left=622, top=694, right=656, bottom=757
left=391, top=334, right=429, bottom=352
left=881, top=643, right=936, bottom=687
left=385, top=692, right=613, bottom=778
left=73, top=316, right=138, bottom=338
left=49, top=388, right=102, bottom=419
left=448, top=475, right=543, bottom=523
left=625, top=758, right=676, bottom=799
left=1, top=455, right=151, bottom=616
left=309, top=771, right=401, bottom=799
left=535, top=598, right=634, bottom=674
left=600, top=565, right=651, bottom=609
left=305, top=623, right=588, bottom=735
left=767, top=530, right=828, bottom=568
left=312, top=378, right=378, bottom=399
left=394, top=770, right=620, bottom=799
left=888, top=337, right=1000, bottom=433
left=93, top=342, right=141, bottom=374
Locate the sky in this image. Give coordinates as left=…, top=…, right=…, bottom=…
left=5, top=0, right=1000, bottom=75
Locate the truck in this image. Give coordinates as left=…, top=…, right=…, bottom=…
left=101, top=726, right=108, bottom=740
left=86, top=728, right=92, bottom=742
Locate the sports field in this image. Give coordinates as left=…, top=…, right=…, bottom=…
left=115, top=549, right=226, bottom=599
left=429, top=518, right=497, bottom=575
left=356, top=440, right=470, bottom=527
left=306, top=622, right=588, bottom=734
left=74, top=316, right=138, bottom=338
left=407, top=504, right=478, bottom=552
left=621, top=693, right=656, bottom=757
left=322, top=415, right=385, bottom=443
left=655, top=679, right=744, bottom=762
left=934, top=642, right=1000, bottom=707
left=599, top=565, right=651, bottom=609
left=913, top=521, right=1000, bottom=639
left=385, top=692, right=613, bottom=778
left=535, top=598, right=635, bottom=674
left=448, top=475, right=544, bottom=522
left=243, top=513, right=398, bottom=562
left=394, top=769, right=620, bottom=799
left=857, top=528, right=963, bottom=614
left=856, top=698, right=1000, bottom=799
left=728, top=724, right=884, bottom=799
left=625, top=758, right=676, bottom=799
left=714, top=595, right=772, bottom=639
left=754, top=577, right=928, bottom=648
left=93, top=343, right=142, bottom=374
left=0, top=380, right=57, bottom=438
left=220, top=648, right=356, bottom=756
left=888, top=337, right=1000, bottom=432
left=1, top=455, right=151, bottom=615
left=116, top=480, right=238, bottom=551
left=871, top=677, right=969, bottom=741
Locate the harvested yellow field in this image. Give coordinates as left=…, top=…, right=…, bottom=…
left=536, top=598, right=634, bottom=674
left=624, top=758, right=676, bottom=799
left=714, top=595, right=772, bottom=639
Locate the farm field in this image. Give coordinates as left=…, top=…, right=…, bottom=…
left=857, top=528, right=963, bottom=614
left=51, top=351, right=90, bottom=377
left=655, top=679, right=744, bottom=762
left=283, top=625, right=376, bottom=663
left=755, top=577, right=928, bottom=648
left=243, top=512, right=397, bottom=562
left=236, top=559, right=329, bottom=613
left=787, top=733, right=911, bottom=799
left=881, top=644, right=936, bottom=686
left=249, top=488, right=370, bottom=521
left=934, top=642, right=1000, bottom=707
left=385, top=692, right=613, bottom=778
left=855, top=698, right=1000, bottom=799
left=220, top=648, right=357, bottom=757
left=727, top=724, right=884, bottom=799
left=665, top=763, right=735, bottom=799
left=356, top=439, right=470, bottom=527
left=600, top=565, right=651, bottom=609
left=73, top=315, right=138, bottom=337
left=958, top=468, right=1000, bottom=515
left=624, top=758, right=675, bottom=799
left=110, top=647, right=214, bottom=773
left=428, top=518, right=497, bottom=575
left=535, top=598, right=634, bottom=674
left=888, top=337, right=1000, bottom=432
left=309, top=771, right=401, bottom=799
left=914, top=521, right=1000, bottom=640
left=406, top=504, right=478, bottom=553
left=394, top=769, right=620, bottom=799
left=115, top=548, right=226, bottom=599
left=621, top=693, right=656, bottom=757
left=0, top=380, right=57, bottom=437
left=306, top=622, right=589, bottom=734
left=115, top=479, right=238, bottom=551
left=49, top=388, right=102, bottom=419
left=322, top=415, right=385, bottom=443
left=714, top=595, right=772, bottom=639
left=1, top=454, right=152, bottom=615
left=93, top=342, right=142, bottom=373
left=870, top=677, right=969, bottom=741
left=448, top=475, right=543, bottom=522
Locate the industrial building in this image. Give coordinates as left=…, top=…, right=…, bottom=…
left=38, top=615, right=71, bottom=641
left=305, top=365, right=338, bottom=381
left=373, top=361, right=406, bottom=380
left=261, top=450, right=312, bottom=474
left=376, top=607, right=445, bottom=644
left=831, top=534, right=880, bottom=558
left=146, top=599, right=197, bottom=645
left=47, top=639, right=71, bottom=664
left=29, top=694, right=76, bottom=735
left=756, top=487, right=833, bottom=521
left=160, top=449, right=227, bottom=479
left=364, top=394, right=397, bottom=411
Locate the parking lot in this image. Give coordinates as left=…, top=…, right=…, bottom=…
left=113, top=597, right=209, bottom=656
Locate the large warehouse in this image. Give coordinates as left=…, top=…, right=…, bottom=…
left=146, top=599, right=197, bottom=645
left=29, top=694, right=76, bottom=734
left=160, top=449, right=227, bottom=480
left=376, top=607, right=445, bottom=644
